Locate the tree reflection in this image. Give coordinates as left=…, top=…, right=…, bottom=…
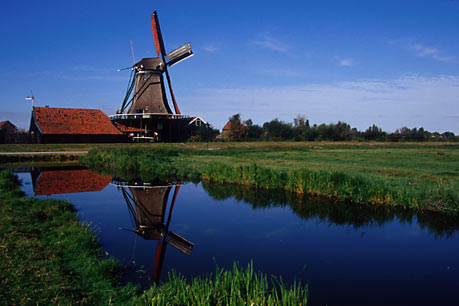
left=202, top=181, right=459, bottom=239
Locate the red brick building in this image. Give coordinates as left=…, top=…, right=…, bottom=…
left=29, top=107, right=126, bottom=143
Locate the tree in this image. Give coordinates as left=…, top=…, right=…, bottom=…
left=293, top=115, right=310, bottom=141
left=195, top=124, right=219, bottom=142
left=263, top=118, right=294, bottom=140
left=244, top=119, right=263, bottom=140
left=364, top=124, right=384, bottom=141
left=228, top=114, right=245, bottom=141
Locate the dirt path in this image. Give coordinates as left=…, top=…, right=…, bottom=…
left=0, top=151, right=88, bottom=155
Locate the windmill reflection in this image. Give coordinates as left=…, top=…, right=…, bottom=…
left=113, top=180, right=194, bottom=283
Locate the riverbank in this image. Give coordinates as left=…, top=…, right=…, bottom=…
left=81, top=142, right=459, bottom=214
left=0, top=170, right=308, bottom=305
left=0, top=171, right=137, bottom=305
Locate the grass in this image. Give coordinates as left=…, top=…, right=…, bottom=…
left=0, top=170, right=137, bottom=305
left=135, top=262, right=307, bottom=306
left=80, top=142, right=459, bottom=214
left=0, top=169, right=308, bottom=305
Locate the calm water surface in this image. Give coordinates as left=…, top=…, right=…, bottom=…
left=16, top=167, right=459, bottom=306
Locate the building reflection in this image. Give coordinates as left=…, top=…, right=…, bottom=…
left=112, top=180, right=194, bottom=283
left=30, top=166, right=112, bottom=196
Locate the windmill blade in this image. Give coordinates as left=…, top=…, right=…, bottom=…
left=168, top=231, right=194, bottom=255
left=151, top=11, right=165, bottom=57
left=151, top=11, right=181, bottom=115
left=167, top=43, right=193, bottom=67
left=130, top=40, right=136, bottom=65
left=165, top=71, right=181, bottom=115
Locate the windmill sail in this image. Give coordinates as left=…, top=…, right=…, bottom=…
left=167, top=43, right=193, bottom=67
left=150, top=11, right=181, bottom=115
left=151, top=12, right=163, bottom=57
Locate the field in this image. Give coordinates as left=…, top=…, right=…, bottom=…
left=177, top=142, right=458, bottom=184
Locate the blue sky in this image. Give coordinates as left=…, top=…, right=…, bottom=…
left=1, top=0, right=458, bottom=133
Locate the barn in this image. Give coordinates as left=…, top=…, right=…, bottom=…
left=29, top=106, right=126, bottom=143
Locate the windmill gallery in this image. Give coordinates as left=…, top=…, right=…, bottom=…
left=29, top=11, right=205, bottom=144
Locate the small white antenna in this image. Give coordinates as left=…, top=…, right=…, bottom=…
left=130, top=40, right=136, bottom=65
left=25, top=90, right=34, bottom=107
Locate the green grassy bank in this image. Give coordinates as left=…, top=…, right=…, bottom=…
left=81, top=142, right=459, bottom=214
left=0, top=170, right=137, bottom=305
left=0, top=170, right=308, bottom=305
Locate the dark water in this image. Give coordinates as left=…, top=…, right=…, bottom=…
left=15, top=166, right=459, bottom=306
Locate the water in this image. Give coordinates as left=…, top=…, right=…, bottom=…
left=16, top=166, right=459, bottom=306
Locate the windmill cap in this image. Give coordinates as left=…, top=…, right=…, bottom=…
left=134, top=58, right=164, bottom=71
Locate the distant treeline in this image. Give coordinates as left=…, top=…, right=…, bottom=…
left=196, top=114, right=458, bottom=142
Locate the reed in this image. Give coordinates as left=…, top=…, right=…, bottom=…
left=200, top=163, right=458, bottom=213
left=136, top=262, right=308, bottom=306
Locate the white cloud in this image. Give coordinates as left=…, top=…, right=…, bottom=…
left=180, top=75, right=459, bottom=133
left=408, top=43, right=455, bottom=63
left=335, top=57, right=354, bottom=67
left=27, top=68, right=126, bottom=82
left=71, top=65, right=111, bottom=73
left=251, top=65, right=301, bottom=77
left=202, top=45, right=218, bottom=52
left=251, top=33, right=291, bottom=53
left=201, top=42, right=222, bottom=53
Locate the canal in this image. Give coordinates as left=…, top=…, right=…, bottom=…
left=16, top=166, right=459, bottom=306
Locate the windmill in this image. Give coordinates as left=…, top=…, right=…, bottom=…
left=111, top=11, right=206, bottom=142
left=114, top=12, right=194, bottom=128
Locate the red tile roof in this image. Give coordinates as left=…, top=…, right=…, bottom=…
left=35, top=169, right=112, bottom=196
left=113, top=122, right=145, bottom=133
left=222, top=121, right=243, bottom=131
left=222, top=121, right=232, bottom=130
left=33, top=107, right=122, bottom=135
left=0, top=120, right=15, bottom=129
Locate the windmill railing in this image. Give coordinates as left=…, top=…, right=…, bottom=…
left=109, top=113, right=191, bottom=120
left=111, top=180, right=176, bottom=189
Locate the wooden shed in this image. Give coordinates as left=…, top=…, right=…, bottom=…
left=0, top=120, right=17, bottom=143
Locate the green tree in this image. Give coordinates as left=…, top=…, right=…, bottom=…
left=263, top=119, right=294, bottom=140
left=195, top=124, right=219, bottom=142
left=293, top=115, right=310, bottom=141
left=364, top=124, right=385, bottom=141
left=244, top=119, right=263, bottom=140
